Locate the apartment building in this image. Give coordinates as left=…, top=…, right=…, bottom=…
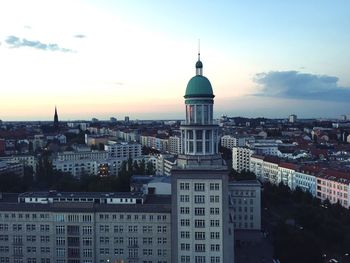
left=0, top=192, right=171, bottom=263
left=228, top=180, right=261, bottom=230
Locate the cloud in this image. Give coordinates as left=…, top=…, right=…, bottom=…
left=253, top=71, right=350, bottom=102
left=73, top=34, right=86, bottom=38
left=5, top=35, right=74, bottom=53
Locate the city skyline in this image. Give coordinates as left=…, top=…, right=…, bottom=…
left=1, top=0, right=350, bottom=121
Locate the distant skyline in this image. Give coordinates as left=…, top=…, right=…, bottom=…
left=0, top=0, right=349, bottom=121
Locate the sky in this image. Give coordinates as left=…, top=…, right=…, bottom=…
left=0, top=0, right=349, bottom=121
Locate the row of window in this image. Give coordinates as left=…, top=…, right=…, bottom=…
left=180, top=207, right=220, bottom=215
left=0, top=258, right=50, bottom=263
left=98, top=225, right=168, bottom=233
left=180, top=219, right=220, bottom=228
left=180, top=195, right=220, bottom=203
left=180, top=183, right=220, bottom=191
left=180, top=256, right=220, bottom=263
left=0, top=213, right=49, bottom=220
left=0, top=235, right=50, bottom=243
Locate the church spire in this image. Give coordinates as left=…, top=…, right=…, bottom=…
left=54, top=106, right=59, bottom=131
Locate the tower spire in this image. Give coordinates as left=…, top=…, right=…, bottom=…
left=195, top=40, right=203, bottom=76
left=198, top=39, right=200, bottom=61
left=54, top=105, right=59, bottom=131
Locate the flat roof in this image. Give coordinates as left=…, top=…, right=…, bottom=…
left=18, top=191, right=144, bottom=199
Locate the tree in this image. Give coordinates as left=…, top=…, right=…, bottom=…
left=133, top=160, right=140, bottom=174
left=146, top=161, right=155, bottom=175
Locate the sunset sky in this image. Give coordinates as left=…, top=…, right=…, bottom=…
left=0, top=0, right=349, bottom=121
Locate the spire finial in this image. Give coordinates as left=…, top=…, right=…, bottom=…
left=195, top=40, right=203, bottom=75
left=198, top=39, right=200, bottom=61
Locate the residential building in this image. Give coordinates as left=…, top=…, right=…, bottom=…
left=220, top=135, right=252, bottom=149
left=228, top=180, right=261, bottom=230
left=104, top=141, right=142, bottom=159
left=232, top=147, right=253, bottom=172
left=0, top=160, right=24, bottom=176
left=168, top=136, right=181, bottom=154
left=0, top=192, right=171, bottom=263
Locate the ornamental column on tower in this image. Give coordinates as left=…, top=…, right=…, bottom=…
left=177, top=53, right=225, bottom=168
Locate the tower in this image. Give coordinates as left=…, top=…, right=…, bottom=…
left=172, top=53, right=234, bottom=263
left=54, top=106, right=59, bottom=131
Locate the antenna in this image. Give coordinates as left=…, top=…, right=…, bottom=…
left=198, top=39, right=201, bottom=60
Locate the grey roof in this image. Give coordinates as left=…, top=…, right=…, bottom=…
left=148, top=176, right=171, bottom=184
left=0, top=194, right=171, bottom=213
left=18, top=191, right=144, bottom=199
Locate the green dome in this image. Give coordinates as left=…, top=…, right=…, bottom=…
left=185, top=75, right=214, bottom=98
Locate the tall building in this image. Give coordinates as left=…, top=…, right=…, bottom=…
left=172, top=53, right=234, bottom=263
left=54, top=106, right=59, bottom=131
left=288, top=114, right=297, bottom=123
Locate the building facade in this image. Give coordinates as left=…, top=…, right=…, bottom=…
left=171, top=54, right=234, bottom=263
left=228, top=180, right=261, bottom=230
left=0, top=192, right=171, bottom=263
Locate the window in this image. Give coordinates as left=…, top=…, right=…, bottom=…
left=180, top=219, right=190, bottom=226
left=180, top=231, right=190, bottom=238
left=56, top=226, right=65, bottom=235
left=56, top=237, right=65, bottom=246
left=40, top=247, right=50, bottom=253
left=181, top=256, right=191, bottom=263
left=195, top=232, right=205, bottom=240
left=210, top=220, right=220, bottom=227
left=180, top=243, right=190, bottom=251
left=210, top=244, right=220, bottom=251
left=99, top=225, right=109, bottom=233
left=114, top=225, right=124, bottom=233
left=0, top=246, right=9, bottom=253
left=210, top=183, right=220, bottom=191
left=82, top=226, right=92, bottom=235
left=195, top=244, right=206, bottom=252
left=25, top=224, right=36, bottom=231
left=210, top=195, right=220, bottom=203
left=180, top=183, right=190, bottom=190
left=0, top=224, right=8, bottom=231
left=12, top=224, right=22, bottom=231
left=40, top=236, right=50, bottom=243
left=210, top=208, right=220, bottom=215
left=26, top=247, right=36, bottom=253
left=128, top=225, right=138, bottom=232
left=180, top=207, right=190, bottom=214
left=40, top=225, right=50, bottom=232
left=194, top=195, right=205, bottom=203
left=142, top=237, right=152, bottom=245
left=142, top=226, right=152, bottom=233
left=83, top=249, right=92, bottom=257
left=210, top=232, right=220, bottom=239
left=195, top=256, right=206, bottom=263
left=99, top=237, right=109, bottom=245
left=142, top=249, right=153, bottom=256
left=180, top=195, right=190, bottom=202
left=114, top=237, right=123, bottom=244
left=114, top=248, right=124, bottom=255
left=194, top=183, right=205, bottom=192
left=195, top=207, right=205, bottom=216
left=194, top=220, right=205, bottom=228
